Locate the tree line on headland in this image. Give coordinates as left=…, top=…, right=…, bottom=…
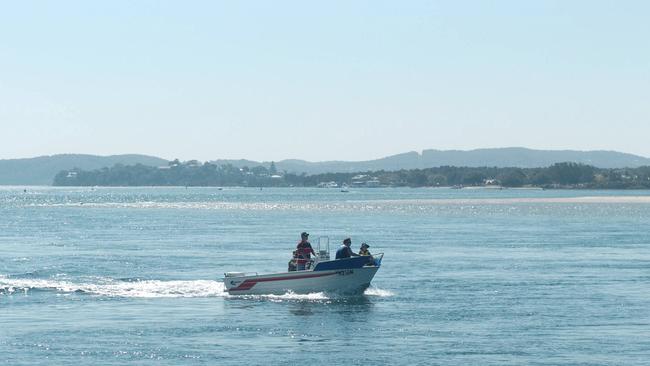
left=53, top=160, right=650, bottom=189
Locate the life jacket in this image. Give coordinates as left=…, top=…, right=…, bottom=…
left=296, top=241, right=313, bottom=263
left=359, top=248, right=371, bottom=256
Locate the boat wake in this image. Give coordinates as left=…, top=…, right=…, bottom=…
left=0, top=276, right=227, bottom=298
left=1, top=276, right=394, bottom=300
left=233, top=291, right=330, bottom=302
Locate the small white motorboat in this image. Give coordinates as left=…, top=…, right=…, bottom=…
left=224, top=237, right=383, bottom=295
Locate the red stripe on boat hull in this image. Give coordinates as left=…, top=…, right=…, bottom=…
left=229, top=271, right=337, bottom=292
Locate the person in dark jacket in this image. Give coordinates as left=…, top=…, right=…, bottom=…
left=335, top=238, right=359, bottom=259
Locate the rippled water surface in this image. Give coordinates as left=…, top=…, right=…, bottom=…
left=2, top=187, right=650, bottom=365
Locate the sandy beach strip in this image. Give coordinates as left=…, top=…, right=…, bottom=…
left=362, top=196, right=650, bottom=205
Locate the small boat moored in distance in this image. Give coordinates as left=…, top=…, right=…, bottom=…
left=224, top=237, right=383, bottom=295
left=317, top=181, right=340, bottom=188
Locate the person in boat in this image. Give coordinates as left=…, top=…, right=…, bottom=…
left=359, top=242, right=372, bottom=256
left=296, top=232, right=316, bottom=270
left=359, top=242, right=374, bottom=265
left=335, top=238, right=360, bottom=259
left=288, top=250, right=299, bottom=272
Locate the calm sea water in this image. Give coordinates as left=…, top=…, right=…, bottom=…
left=2, top=187, right=650, bottom=365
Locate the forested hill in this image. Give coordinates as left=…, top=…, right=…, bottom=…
left=53, top=161, right=650, bottom=189
left=4, top=148, right=650, bottom=185
left=0, top=154, right=168, bottom=185
left=212, top=148, right=650, bottom=174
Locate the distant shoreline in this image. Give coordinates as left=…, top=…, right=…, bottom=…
left=4, top=149, right=650, bottom=186
left=6, top=185, right=650, bottom=192
left=49, top=161, right=650, bottom=190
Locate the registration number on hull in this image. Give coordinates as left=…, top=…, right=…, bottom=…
left=336, top=269, right=354, bottom=276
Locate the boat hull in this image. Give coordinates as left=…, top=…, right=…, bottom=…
left=224, top=266, right=379, bottom=295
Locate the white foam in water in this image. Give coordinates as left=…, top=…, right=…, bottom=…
left=254, top=291, right=329, bottom=302
left=364, top=287, right=395, bottom=297
left=0, top=276, right=227, bottom=298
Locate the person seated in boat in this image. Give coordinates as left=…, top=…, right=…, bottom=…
left=336, top=238, right=360, bottom=259
left=296, top=232, right=316, bottom=270
left=295, top=251, right=307, bottom=271
left=288, top=250, right=299, bottom=272
left=359, top=242, right=374, bottom=265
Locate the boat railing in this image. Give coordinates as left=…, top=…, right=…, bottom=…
left=317, top=236, right=330, bottom=260
left=224, top=271, right=258, bottom=278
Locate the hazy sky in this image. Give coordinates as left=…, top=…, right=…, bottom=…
left=1, top=1, right=649, bottom=162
